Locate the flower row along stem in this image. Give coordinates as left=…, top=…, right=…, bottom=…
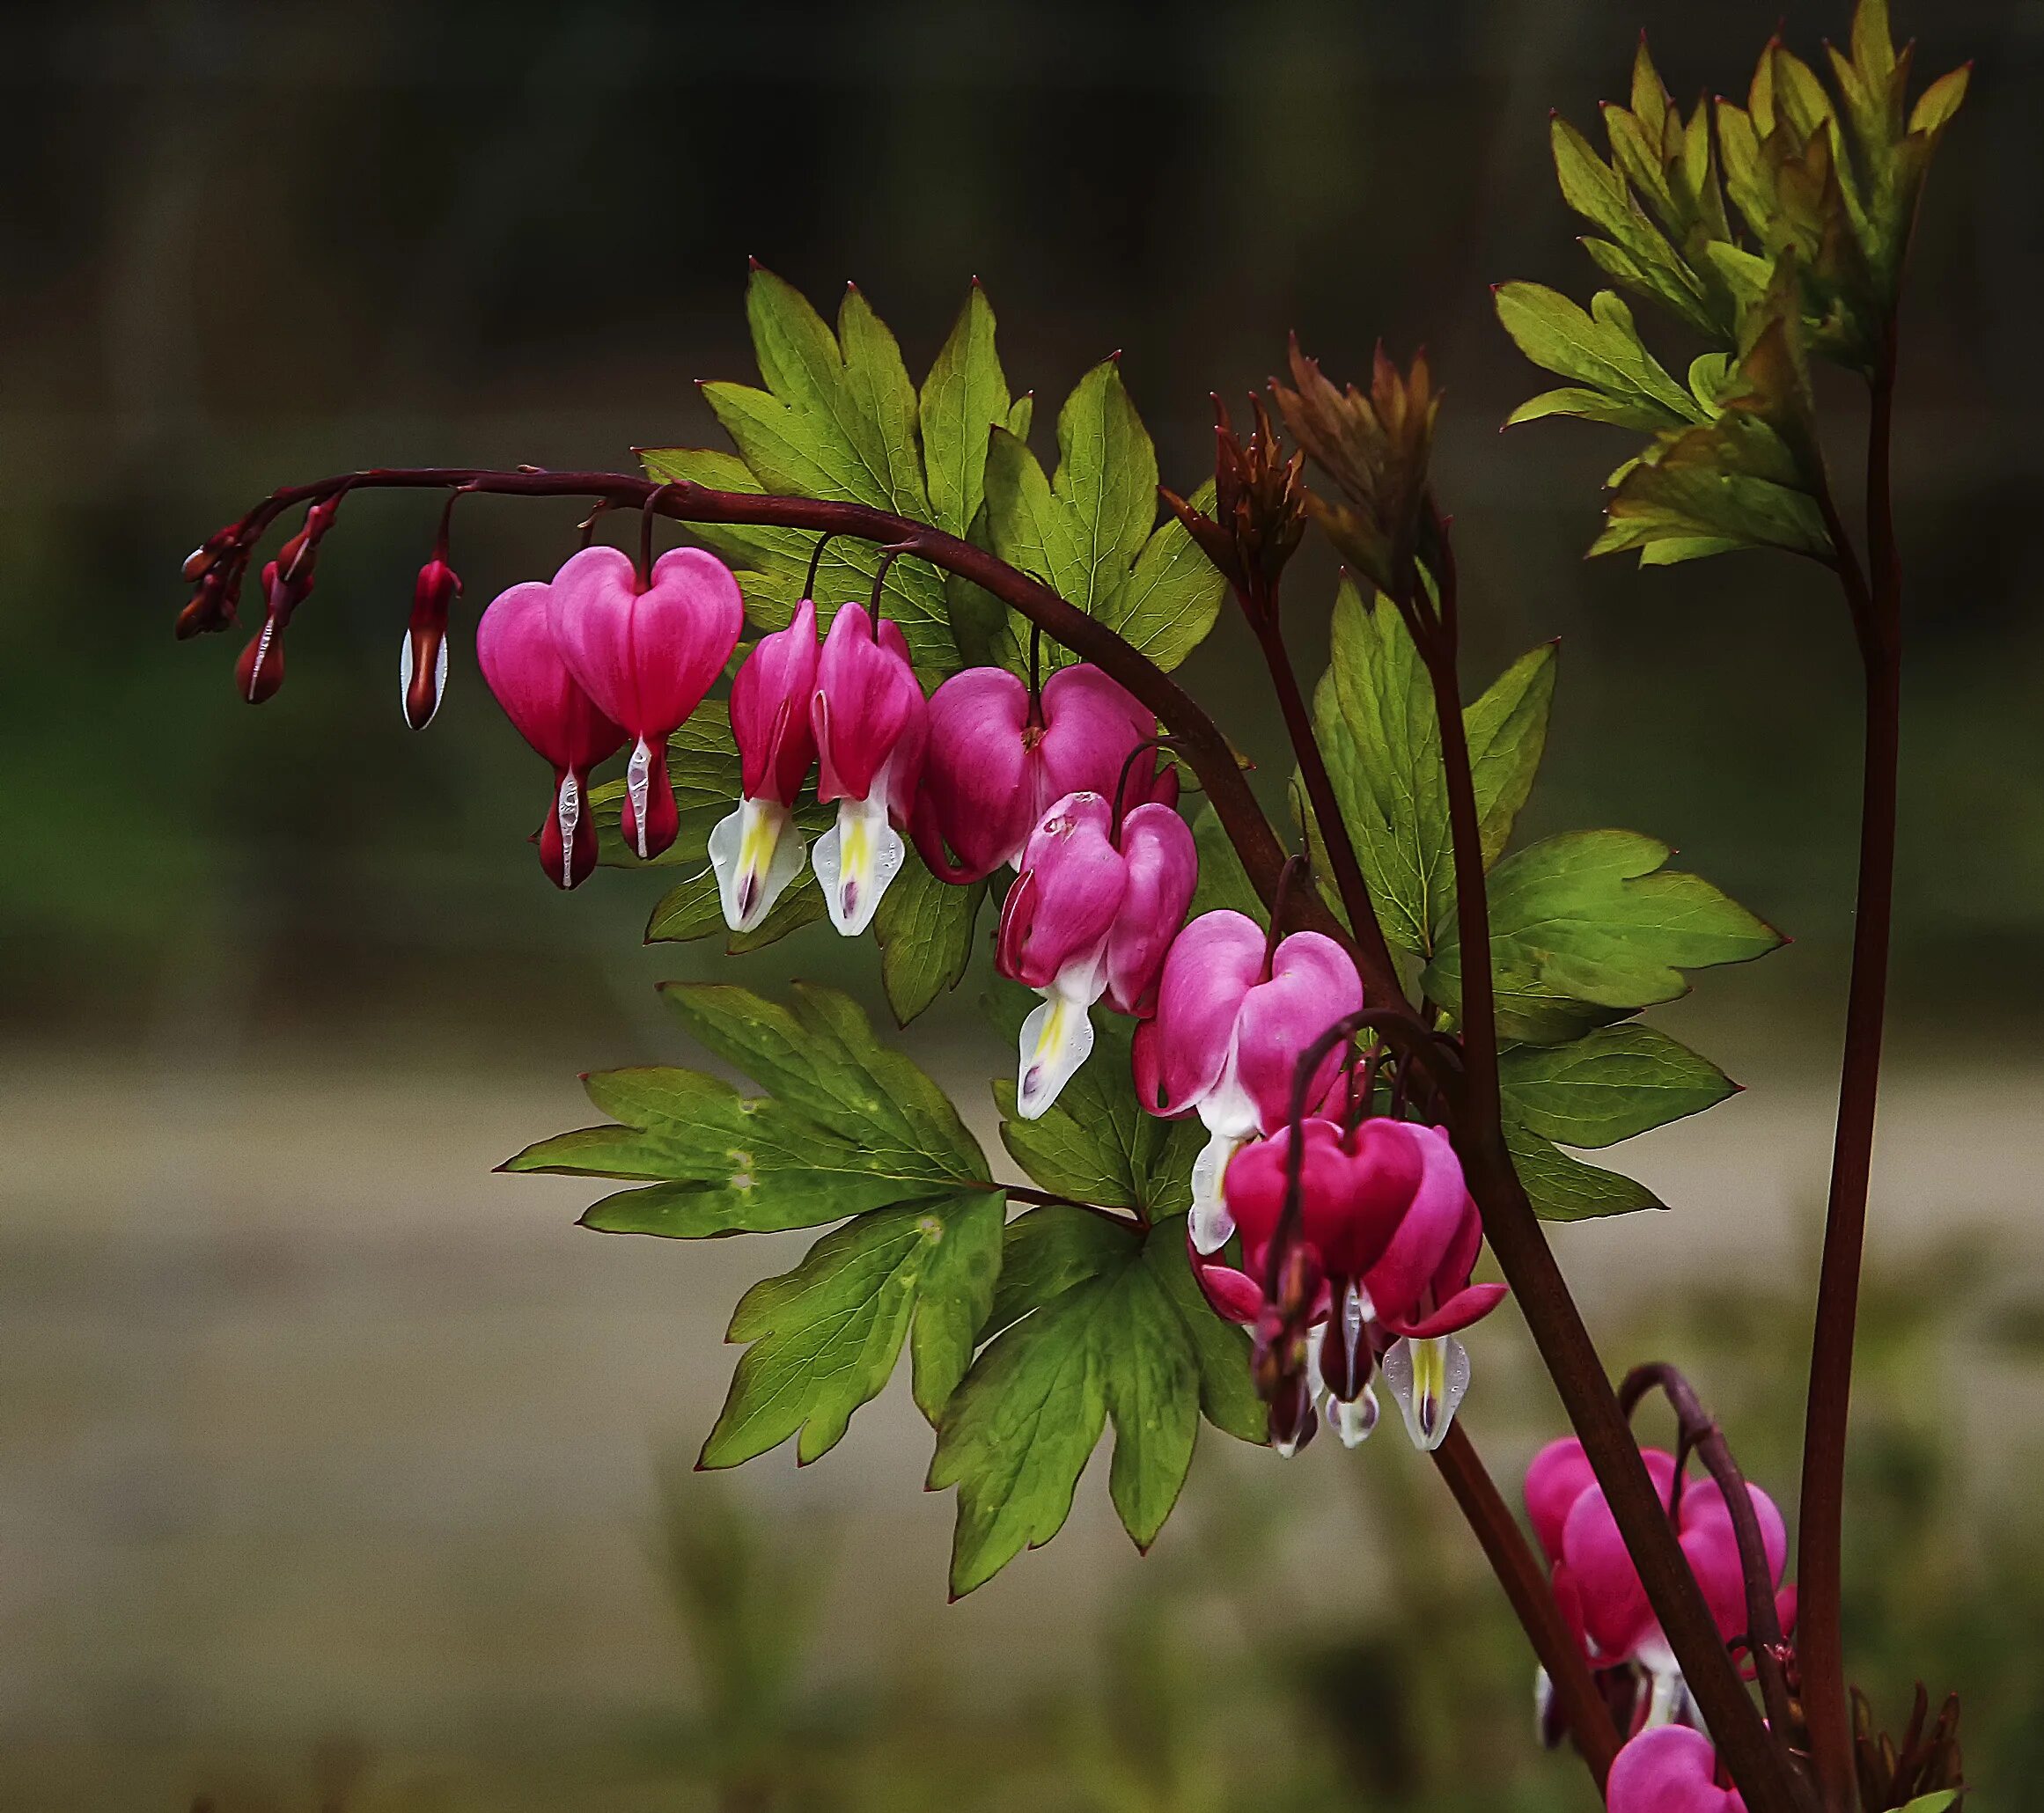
left=1414, top=568, right=1801, bottom=1813
left=1797, top=333, right=1905, bottom=1813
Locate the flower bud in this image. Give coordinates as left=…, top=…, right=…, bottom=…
left=1606, top=1726, right=1746, bottom=1813
left=401, top=557, right=461, bottom=730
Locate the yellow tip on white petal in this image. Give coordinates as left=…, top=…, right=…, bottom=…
left=1383, top=1335, right=1471, bottom=1452
left=1016, top=991, right=1096, bottom=1120
left=710, top=797, right=807, bottom=932
left=812, top=793, right=903, bottom=937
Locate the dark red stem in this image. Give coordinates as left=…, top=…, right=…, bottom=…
left=1248, top=598, right=1407, bottom=1006
left=1797, top=333, right=1903, bottom=1813
left=1415, top=547, right=1800, bottom=1813
left=1433, top=1421, right=1621, bottom=1787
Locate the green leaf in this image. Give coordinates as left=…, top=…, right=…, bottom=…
left=1893, top=1793, right=1959, bottom=1813
left=1499, top=1024, right=1737, bottom=1149
left=503, top=983, right=1001, bottom=1460
left=929, top=1206, right=1260, bottom=1594
left=1502, top=1116, right=1665, bottom=1222
left=703, top=1193, right=1003, bottom=1465
left=1187, top=798, right=1267, bottom=926
left=873, top=846, right=987, bottom=1025
left=1494, top=283, right=1708, bottom=431
left=982, top=362, right=1223, bottom=673
left=919, top=283, right=1013, bottom=539
left=1423, top=830, right=1783, bottom=1045
left=652, top=269, right=1025, bottom=678
left=1300, top=582, right=1555, bottom=958
left=987, top=987, right=1202, bottom=1217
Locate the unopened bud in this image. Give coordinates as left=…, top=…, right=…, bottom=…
left=234, top=559, right=291, bottom=703
left=183, top=543, right=219, bottom=583
left=400, top=557, right=461, bottom=729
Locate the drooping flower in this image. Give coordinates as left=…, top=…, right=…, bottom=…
left=709, top=598, right=820, bottom=932
left=914, top=663, right=1175, bottom=882
left=1524, top=1436, right=1795, bottom=1730
left=809, top=602, right=928, bottom=936
left=477, top=580, right=627, bottom=890
left=1606, top=1726, right=1746, bottom=1813
left=547, top=545, right=745, bottom=862
left=996, top=790, right=1196, bottom=1119
left=1132, top=911, right=1363, bottom=1252
left=1196, top=1115, right=1505, bottom=1452
left=400, top=553, right=461, bottom=730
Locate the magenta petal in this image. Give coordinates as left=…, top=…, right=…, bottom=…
left=1102, top=802, right=1197, bottom=1016
left=1359, top=1122, right=1469, bottom=1327
left=1561, top=1488, right=1660, bottom=1663
left=920, top=665, right=1034, bottom=879
left=1187, top=1240, right=1263, bottom=1324
left=1036, top=663, right=1158, bottom=817
left=1382, top=1281, right=1508, bottom=1339
left=731, top=598, right=820, bottom=804
left=812, top=604, right=927, bottom=808
left=548, top=545, right=742, bottom=740
left=1606, top=1726, right=1746, bottom=1813
left=1679, top=1477, right=1789, bottom=1585
left=1140, top=911, right=1268, bottom=1115
left=996, top=792, right=1126, bottom=990
left=1525, top=1438, right=1597, bottom=1565
left=1231, top=932, right=1365, bottom=1134
left=477, top=580, right=624, bottom=770
left=1223, top=1119, right=1353, bottom=1270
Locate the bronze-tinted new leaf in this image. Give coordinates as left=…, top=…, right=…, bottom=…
left=1270, top=339, right=1439, bottom=600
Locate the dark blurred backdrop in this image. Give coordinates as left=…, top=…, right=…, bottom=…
left=5, top=4, right=2044, bottom=1809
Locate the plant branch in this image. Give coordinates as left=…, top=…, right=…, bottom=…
left=1431, top=1422, right=1621, bottom=1787
left=1002, top=1184, right=1145, bottom=1230
left=189, top=466, right=1326, bottom=937
left=1248, top=594, right=1408, bottom=1008
left=1413, top=543, right=1800, bottom=1813
left=1797, top=328, right=1906, bottom=1813
left=1621, top=1363, right=1811, bottom=1800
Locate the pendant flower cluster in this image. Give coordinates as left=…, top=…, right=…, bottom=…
left=1524, top=1436, right=1795, bottom=1743
left=1191, top=1110, right=1505, bottom=1453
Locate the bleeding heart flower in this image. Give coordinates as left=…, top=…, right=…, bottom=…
left=547, top=544, right=745, bottom=862
left=914, top=663, right=1175, bottom=881
left=477, top=580, right=626, bottom=890
left=710, top=598, right=820, bottom=932
left=1197, top=1115, right=1504, bottom=1452
left=1524, top=1435, right=1796, bottom=1729
left=1606, top=1726, right=1746, bottom=1813
left=1131, top=911, right=1363, bottom=1253
left=996, top=791, right=1197, bottom=1119
left=809, top=603, right=928, bottom=936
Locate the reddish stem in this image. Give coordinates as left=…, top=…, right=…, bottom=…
left=1797, top=334, right=1903, bottom=1813
left=1415, top=553, right=1799, bottom=1813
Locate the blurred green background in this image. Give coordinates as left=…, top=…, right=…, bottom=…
left=4, top=0, right=2043, bottom=1806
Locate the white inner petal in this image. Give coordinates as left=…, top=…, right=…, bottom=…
left=812, top=783, right=903, bottom=937
left=627, top=738, right=655, bottom=860
left=1382, top=1334, right=1471, bottom=1453
left=1016, top=987, right=1098, bottom=1121
left=710, top=796, right=807, bottom=933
